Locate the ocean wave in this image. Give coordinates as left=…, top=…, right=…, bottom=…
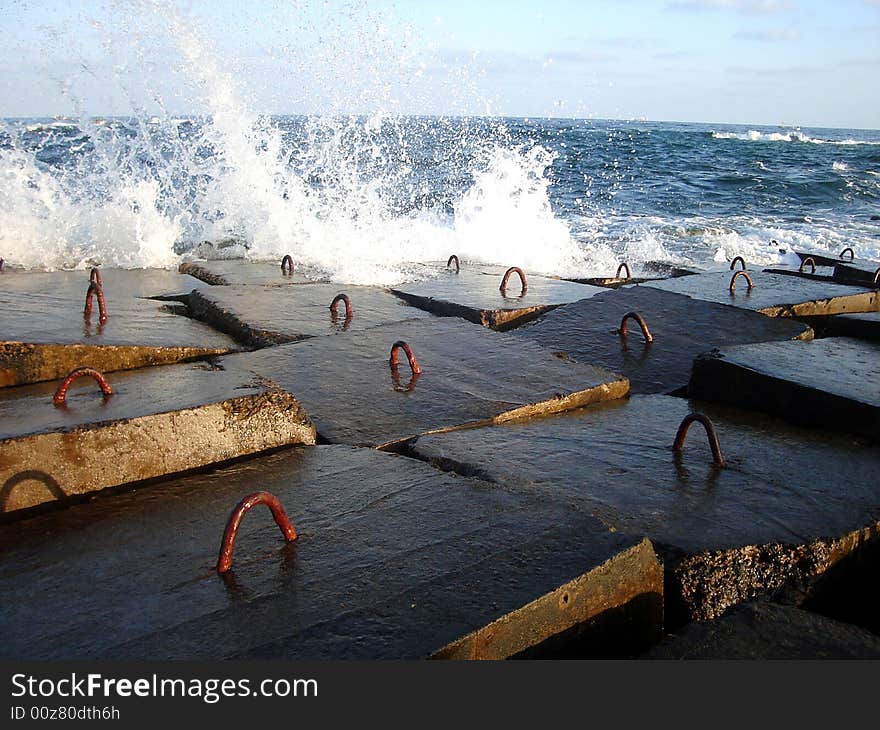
left=711, top=129, right=880, bottom=146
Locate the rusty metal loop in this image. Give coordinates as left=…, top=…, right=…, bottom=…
left=728, top=270, right=754, bottom=294
left=216, top=491, right=298, bottom=574
left=839, top=247, right=855, bottom=261
left=281, top=254, right=294, bottom=275
left=798, top=257, right=816, bottom=274
left=615, top=262, right=632, bottom=280
left=729, top=256, right=746, bottom=271
left=447, top=254, right=460, bottom=273
left=619, top=311, right=654, bottom=343
left=89, top=267, right=101, bottom=286
left=499, top=266, right=528, bottom=296
left=672, top=413, right=725, bottom=467
left=873, top=267, right=880, bottom=286
left=53, top=367, right=113, bottom=407
left=389, top=340, right=422, bottom=375
left=84, top=282, right=108, bottom=324
left=329, top=292, right=354, bottom=320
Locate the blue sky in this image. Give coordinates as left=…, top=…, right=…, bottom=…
left=1, top=0, right=878, bottom=128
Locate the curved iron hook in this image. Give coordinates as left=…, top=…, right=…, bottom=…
left=216, top=491, right=298, bottom=574
left=84, top=282, right=108, bottom=324
left=839, top=247, right=855, bottom=261
left=729, top=256, right=746, bottom=271
left=616, top=262, right=632, bottom=280
left=672, top=413, right=725, bottom=467
left=53, top=367, right=113, bottom=407
left=281, top=254, right=294, bottom=275
left=447, top=255, right=460, bottom=273
left=499, top=266, right=528, bottom=296
left=798, top=257, right=816, bottom=274
left=619, top=311, right=654, bottom=343
left=729, top=270, right=754, bottom=294
left=329, top=292, right=354, bottom=320
left=389, top=340, right=422, bottom=375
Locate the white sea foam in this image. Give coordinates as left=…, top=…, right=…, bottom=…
left=712, top=129, right=880, bottom=146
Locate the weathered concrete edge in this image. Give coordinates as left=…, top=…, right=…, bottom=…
left=178, top=261, right=230, bottom=286
left=0, top=342, right=234, bottom=388
left=0, top=389, right=317, bottom=514
left=432, top=538, right=663, bottom=659
left=375, top=377, right=630, bottom=451
left=757, top=290, right=880, bottom=318
left=389, top=289, right=556, bottom=331
left=668, top=522, right=880, bottom=623
left=188, top=290, right=305, bottom=348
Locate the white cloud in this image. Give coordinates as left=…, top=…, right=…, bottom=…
left=669, top=0, right=794, bottom=13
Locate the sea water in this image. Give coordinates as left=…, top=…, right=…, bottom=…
left=1, top=5, right=878, bottom=285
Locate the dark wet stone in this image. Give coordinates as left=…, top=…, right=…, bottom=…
left=189, top=284, right=430, bottom=347
left=514, top=288, right=811, bottom=394
left=391, top=268, right=602, bottom=330
left=222, top=318, right=629, bottom=448
left=643, top=271, right=879, bottom=316
left=408, top=394, right=880, bottom=621
left=644, top=602, right=880, bottom=659
left=0, top=446, right=661, bottom=660
left=689, top=337, right=880, bottom=440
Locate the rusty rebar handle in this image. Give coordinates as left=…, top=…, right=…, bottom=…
left=281, top=254, right=294, bottom=275
left=499, top=266, right=528, bottom=295
left=389, top=340, right=422, bottom=375
left=84, top=282, right=108, bottom=324
left=89, top=267, right=101, bottom=286
left=216, top=491, right=298, bottom=574
left=873, top=267, right=880, bottom=286
left=447, top=255, right=460, bottom=273
left=672, top=413, right=725, bottom=467
left=839, top=247, right=854, bottom=261
left=729, top=256, right=746, bottom=271
left=619, top=311, right=654, bottom=343
left=729, top=270, right=754, bottom=294
left=329, top=292, right=354, bottom=320
left=53, top=367, right=113, bottom=407
left=799, top=257, right=816, bottom=274
left=616, top=262, right=632, bottom=280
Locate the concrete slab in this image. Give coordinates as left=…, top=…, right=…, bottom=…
left=179, top=259, right=323, bottom=286
left=189, top=284, right=431, bottom=348
left=0, top=363, right=316, bottom=514
left=0, top=446, right=663, bottom=660
left=0, top=269, right=239, bottom=387
left=391, top=268, right=602, bottom=330
left=797, top=249, right=877, bottom=270
left=834, top=261, right=880, bottom=288
left=408, top=394, right=880, bottom=622
left=564, top=261, right=699, bottom=289
left=689, top=337, right=880, bottom=440
left=514, top=288, right=812, bottom=394
left=643, top=271, right=879, bottom=317
left=806, top=312, right=880, bottom=342
left=222, top=318, right=629, bottom=448
left=644, top=602, right=880, bottom=659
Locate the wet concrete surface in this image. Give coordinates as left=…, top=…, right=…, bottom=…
left=0, top=269, right=238, bottom=386
left=407, top=394, right=880, bottom=622
left=0, top=363, right=315, bottom=513
left=644, top=601, right=880, bottom=659
left=189, top=284, right=431, bottom=347
left=643, top=271, right=879, bottom=317
left=689, top=337, right=880, bottom=439
left=179, top=260, right=324, bottom=286
left=222, top=318, right=629, bottom=448
left=0, top=446, right=662, bottom=660
left=514, top=288, right=811, bottom=394
left=391, top=268, right=602, bottom=330
left=834, top=261, right=880, bottom=288
left=796, top=249, right=878, bottom=270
